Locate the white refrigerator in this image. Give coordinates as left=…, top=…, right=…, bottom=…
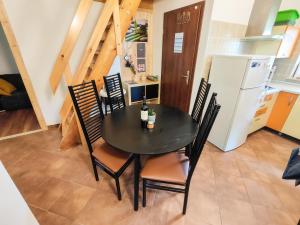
left=208, top=54, right=275, bottom=152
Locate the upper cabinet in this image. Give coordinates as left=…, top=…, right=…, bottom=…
left=272, top=25, right=300, bottom=58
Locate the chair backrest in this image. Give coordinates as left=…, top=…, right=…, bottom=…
left=103, top=73, right=126, bottom=112
left=68, top=80, right=104, bottom=154
left=191, top=78, right=211, bottom=123
left=187, top=93, right=220, bottom=183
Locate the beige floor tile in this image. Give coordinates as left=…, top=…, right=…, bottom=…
left=74, top=191, right=137, bottom=225
left=49, top=182, right=96, bottom=220
left=26, top=177, right=73, bottom=210
left=212, top=159, right=241, bottom=177
left=252, top=204, right=298, bottom=225
left=243, top=178, right=284, bottom=209
left=219, top=198, right=260, bottom=225
left=273, top=182, right=300, bottom=215
left=214, top=174, right=249, bottom=201
left=187, top=190, right=222, bottom=225
left=30, top=206, right=72, bottom=225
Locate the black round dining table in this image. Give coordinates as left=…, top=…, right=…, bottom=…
left=102, top=104, right=198, bottom=211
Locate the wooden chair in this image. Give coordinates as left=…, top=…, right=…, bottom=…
left=191, top=78, right=211, bottom=123
left=141, top=93, right=220, bottom=214
left=103, top=73, right=126, bottom=112
left=68, top=80, right=134, bottom=200
left=183, top=78, right=211, bottom=157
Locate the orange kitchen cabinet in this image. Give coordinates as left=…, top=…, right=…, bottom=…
left=267, top=92, right=298, bottom=131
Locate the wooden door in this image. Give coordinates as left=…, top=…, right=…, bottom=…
left=160, top=2, right=204, bottom=112
left=267, top=92, right=298, bottom=131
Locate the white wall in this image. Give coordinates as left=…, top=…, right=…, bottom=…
left=280, top=0, right=300, bottom=26
left=2, top=0, right=120, bottom=125
left=0, top=25, right=18, bottom=74
left=212, top=0, right=255, bottom=25
left=153, top=0, right=214, bottom=113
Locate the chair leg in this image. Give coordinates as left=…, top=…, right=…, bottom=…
left=102, top=97, right=108, bottom=115
left=185, top=143, right=192, bottom=157
left=142, top=179, right=146, bottom=207
left=115, top=177, right=122, bottom=201
left=92, top=161, right=99, bottom=181
left=183, top=186, right=190, bottom=215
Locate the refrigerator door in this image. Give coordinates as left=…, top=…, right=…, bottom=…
left=224, top=86, right=264, bottom=151
left=241, top=58, right=273, bottom=89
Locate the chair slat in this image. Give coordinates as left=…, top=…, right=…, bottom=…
left=103, top=73, right=126, bottom=112
left=191, top=78, right=211, bottom=124
left=68, top=80, right=104, bottom=149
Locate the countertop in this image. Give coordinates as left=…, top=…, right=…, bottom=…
left=0, top=161, right=39, bottom=225
left=268, top=81, right=300, bottom=95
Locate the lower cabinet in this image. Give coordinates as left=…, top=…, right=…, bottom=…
left=282, top=96, right=300, bottom=139
left=124, top=81, right=160, bottom=105
left=249, top=91, right=300, bottom=140
left=249, top=93, right=278, bottom=134
left=267, top=92, right=298, bottom=131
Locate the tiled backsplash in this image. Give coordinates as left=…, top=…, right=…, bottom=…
left=202, top=20, right=299, bottom=83
left=202, top=20, right=247, bottom=78
left=272, top=37, right=300, bottom=82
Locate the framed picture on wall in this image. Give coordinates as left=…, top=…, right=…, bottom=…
left=125, top=19, right=148, bottom=42
left=137, top=58, right=146, bottom=72
left=137, top=43, right=146, bottom=58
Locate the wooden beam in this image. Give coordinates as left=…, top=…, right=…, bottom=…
left=0, top=0, right=47, bottom=130
left=93, top=0, right=153, bottom=10
left=59, top=0, right=115, bottom=126
left=64, top=64, right=73, bottom=85
left=89, top=0, right=141, bottom=81
left=60, top=0, right=142, bottom=149
left=139, top=0, right=153, bottom=10
left=49, top=0, right=93, bottom=93
left=113, top=0, right=122, bottom=55
left=60, top=114, right=81, bottom=149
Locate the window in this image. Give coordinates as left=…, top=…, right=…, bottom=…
left=290, top=55, right=300, bottom=80
left=293, top=63, right=300, bottom=79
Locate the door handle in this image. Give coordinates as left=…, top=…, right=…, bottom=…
left=182, top=70, right=190, bottom=85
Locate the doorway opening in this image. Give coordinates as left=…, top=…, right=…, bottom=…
left=0, top=2, right=47, bottom=140
left=0, top=25, right=42, bottom=139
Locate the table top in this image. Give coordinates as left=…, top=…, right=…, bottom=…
left=0, top=161, right=39, bottom=225
left=103, top=104, right=198, bottom=155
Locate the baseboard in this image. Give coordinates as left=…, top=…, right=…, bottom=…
left=0, top=129, right=44, bottom=141
left=263, top=127, right=300, bottom=144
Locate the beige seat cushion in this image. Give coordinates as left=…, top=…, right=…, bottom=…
left=92, top=142, right=131, bottom=173
left=141, top=152, right=189, bottom=185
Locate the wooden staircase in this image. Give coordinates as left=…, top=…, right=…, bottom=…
left=49, top=0, right=142, bottom=149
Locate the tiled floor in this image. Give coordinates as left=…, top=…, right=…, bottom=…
left=0, top=128, right=299, bottom=225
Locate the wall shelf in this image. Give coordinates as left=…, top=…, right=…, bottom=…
left=123, top=79, right=160, bottom=105
left=241, top=35, right=283, bottom=41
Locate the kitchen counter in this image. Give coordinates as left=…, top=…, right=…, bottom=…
left=0, top=161, right=39, bottom=225
left=268, top=81, right=300, bottom=95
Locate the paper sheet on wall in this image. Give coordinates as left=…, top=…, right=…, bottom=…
left=174, top=32, right=184, bottom=53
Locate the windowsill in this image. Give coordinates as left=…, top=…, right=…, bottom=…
left=284, top=78, right=300, bottom=85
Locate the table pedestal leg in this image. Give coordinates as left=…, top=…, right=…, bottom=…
left=134, top=154, right=140, bottom=211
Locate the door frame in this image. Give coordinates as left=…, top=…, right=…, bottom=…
left=161, top=1, right=205, bottom=112
left=0, top=0, right=47, bottom=131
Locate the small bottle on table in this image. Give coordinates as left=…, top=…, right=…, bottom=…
left=141, top=96, right=148, bottom=128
